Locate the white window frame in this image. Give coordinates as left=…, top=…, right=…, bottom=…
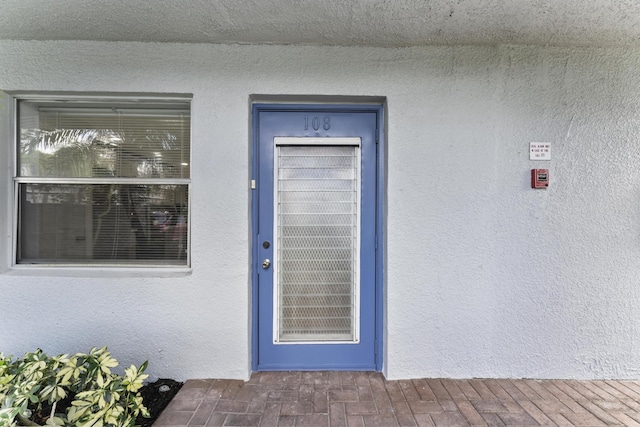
left=8, top=93, right=193, bottom=274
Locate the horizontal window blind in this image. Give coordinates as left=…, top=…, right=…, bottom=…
left=15, top=99, right=191, bottom=266
left=276, top=145, right=360, bottom=342
left=18, top=183, right=188, bottom=264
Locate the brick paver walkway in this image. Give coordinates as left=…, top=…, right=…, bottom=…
left=153, top=372, right=640, bottom=426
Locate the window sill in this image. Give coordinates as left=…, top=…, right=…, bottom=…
left=4, top=265, right=192, bottom=278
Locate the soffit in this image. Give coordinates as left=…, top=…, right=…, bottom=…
left=1, top=0, right=639, bottom=47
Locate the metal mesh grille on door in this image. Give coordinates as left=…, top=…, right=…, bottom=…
left=275, top=143, right=360, bottom=343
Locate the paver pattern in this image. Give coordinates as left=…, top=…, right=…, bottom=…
left=153, top=372, right=640, bottom=426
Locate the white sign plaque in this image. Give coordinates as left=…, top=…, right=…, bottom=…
left=530, top=142, right=551, bottom=160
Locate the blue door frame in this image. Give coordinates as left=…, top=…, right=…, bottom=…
left=251, top=103, right=385, bottom=371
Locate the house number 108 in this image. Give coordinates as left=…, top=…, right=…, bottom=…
left=304, top=116, right=331, bottom=131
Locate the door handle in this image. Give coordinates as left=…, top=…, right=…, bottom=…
left=262, top=259, right=271, bottom=269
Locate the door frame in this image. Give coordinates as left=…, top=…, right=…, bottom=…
left=251, top=102, right=385, bottom=372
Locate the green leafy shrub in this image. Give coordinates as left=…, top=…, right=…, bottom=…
left=0, top=347, right=149, bottom=427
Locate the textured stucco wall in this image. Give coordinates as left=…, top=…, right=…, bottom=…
left=388, top=47, right=640, bottom=380
left=1, top=40, right=639, bottom=381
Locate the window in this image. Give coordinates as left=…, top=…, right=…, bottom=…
left=14, top=96, right=191, bottom=266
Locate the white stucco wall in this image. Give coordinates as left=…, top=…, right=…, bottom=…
left=1, top=40, right=639, bottom=381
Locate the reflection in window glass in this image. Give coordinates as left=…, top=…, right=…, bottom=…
left=19, top=106, right=190, bottom=179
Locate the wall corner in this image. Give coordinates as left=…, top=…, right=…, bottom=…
left=0, top=91, right=12, bottom=274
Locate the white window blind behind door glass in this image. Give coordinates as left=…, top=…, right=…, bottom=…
left=274, top=140, right=361, bottom=343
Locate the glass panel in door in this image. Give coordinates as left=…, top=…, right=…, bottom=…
left=274, top=142, right=361, bottom=343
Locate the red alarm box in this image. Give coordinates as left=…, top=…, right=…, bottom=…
left=531, top=169, right=549, bottom=189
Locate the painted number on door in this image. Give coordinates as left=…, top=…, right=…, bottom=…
left=304, top=116, right=331, bottom=131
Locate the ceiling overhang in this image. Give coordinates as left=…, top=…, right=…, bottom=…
left=1, top=0, right=639, bottom=48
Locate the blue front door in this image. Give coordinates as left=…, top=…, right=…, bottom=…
left=253, top=105, right=381, bottom=370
